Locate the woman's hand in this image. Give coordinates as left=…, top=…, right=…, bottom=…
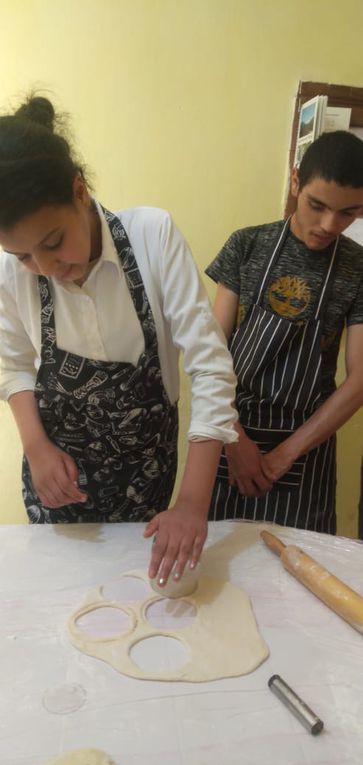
left=9, top=390, right=88, bottom=508
left=144, top=501, right=208, bottom=585
left=144, top=439, right=222, bottom=584
left=26, top=439, right=88, bottom=508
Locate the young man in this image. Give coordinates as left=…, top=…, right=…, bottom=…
left=206, top=130, right=363, bottom=533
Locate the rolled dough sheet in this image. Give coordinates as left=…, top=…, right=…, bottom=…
left=46, top=749, right=116, bottom=764
left=68, top=571, right=269, bottom=682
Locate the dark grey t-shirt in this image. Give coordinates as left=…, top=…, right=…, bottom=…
left=206, top=220, right=363, bottom=397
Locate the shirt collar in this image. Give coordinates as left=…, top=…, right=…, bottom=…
left=93, top=199, right=122, bottom=269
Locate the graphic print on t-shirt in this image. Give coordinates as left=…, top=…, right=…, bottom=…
left=268, top=275, right=311, bottom=318
left=236, top=302, right=246, bottom=327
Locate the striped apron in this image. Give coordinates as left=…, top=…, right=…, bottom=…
left=209, top=218, right=339, bottom=533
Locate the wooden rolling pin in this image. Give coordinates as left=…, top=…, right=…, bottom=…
left=261, top=530, right=363, bottom=634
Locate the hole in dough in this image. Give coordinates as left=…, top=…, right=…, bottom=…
left=76, top=606, right=131, bottom=638
left=130, top=635, right=187, bottom=672
left=146, top=598, right=197, bottom=629
left=101, top=576, right=150, bottom=603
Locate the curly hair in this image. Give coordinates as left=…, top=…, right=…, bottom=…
left=0, top=95, right=89, bottom=229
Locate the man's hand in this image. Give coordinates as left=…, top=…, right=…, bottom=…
left=225, top=432, right=273, bottom=497
left=261, top=446, right=294, bottom=483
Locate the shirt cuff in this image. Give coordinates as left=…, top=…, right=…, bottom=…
left=0, top=378, right=36, bottom=401
left=188, top=420, right=238, bottom=444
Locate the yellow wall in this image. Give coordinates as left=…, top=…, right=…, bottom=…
left=0, top=0, right=362, bottom=534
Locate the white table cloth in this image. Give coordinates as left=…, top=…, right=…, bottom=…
left=1, top=520, right=362, bottom=765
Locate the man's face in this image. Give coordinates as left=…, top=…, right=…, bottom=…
left=290, top=172, right=363, bottom=250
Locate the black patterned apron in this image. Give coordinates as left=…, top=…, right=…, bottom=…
left=209, top=218, right=339, bottom=533
left=22, top=208, right=178, bottom=523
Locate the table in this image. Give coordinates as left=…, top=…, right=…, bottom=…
left=1, top=521, right=362, bottom=765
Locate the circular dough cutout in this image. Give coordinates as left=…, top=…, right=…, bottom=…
left=76, top=606, right=131, bottom=638
left=130, top=635, right=187, bottom=672
left=146, top=598, right=197, bottom=629
left=46, top=748, right=116, bottom=764
left=42, top=683, right=86, bottom=715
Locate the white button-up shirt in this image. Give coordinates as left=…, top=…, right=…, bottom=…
left=0, top=205, right=237, bottom=443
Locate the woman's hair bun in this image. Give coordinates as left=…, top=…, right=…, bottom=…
left=15, top=96, right=55, bottom=132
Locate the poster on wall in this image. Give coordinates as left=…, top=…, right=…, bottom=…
left=345, top=217, right=363, bottom=246
left=324, top=106, right=351, bottom=132
left=293, top=95, right=327, bottom=167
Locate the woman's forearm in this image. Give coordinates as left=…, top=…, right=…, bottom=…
left=175, top=439, right=222, bottom=514
left=8, top=390, right=49, bottom=455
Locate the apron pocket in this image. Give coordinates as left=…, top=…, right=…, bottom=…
left=243, top=425, right=307, bottom=492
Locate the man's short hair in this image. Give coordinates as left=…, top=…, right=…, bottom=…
left=298, top=130, right=363, bottom=190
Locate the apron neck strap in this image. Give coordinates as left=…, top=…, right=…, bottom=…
left=313, top=237, right=339, bottom=319
left=254, top=217, right=291, bottom=305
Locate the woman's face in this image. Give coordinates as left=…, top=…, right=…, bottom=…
left=0, top=178, right=101, bottom=282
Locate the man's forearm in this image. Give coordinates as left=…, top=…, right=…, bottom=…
left=276, top=375, right=363, bottom=464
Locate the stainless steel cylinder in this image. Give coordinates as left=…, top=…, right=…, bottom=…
left=268, top=674, right=324, bottom=735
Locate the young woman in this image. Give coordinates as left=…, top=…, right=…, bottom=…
left=0, top=96, right=237, bottom=583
